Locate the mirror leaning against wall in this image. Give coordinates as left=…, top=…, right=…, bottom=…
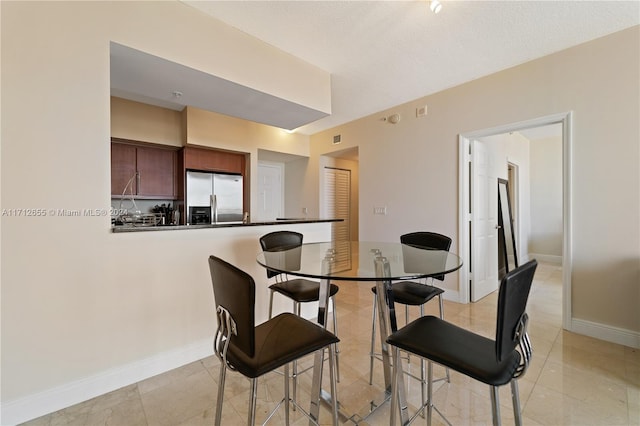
left=498, top=178, right=518, bottom=279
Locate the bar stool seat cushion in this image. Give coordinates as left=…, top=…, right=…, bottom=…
left=371, top=281, right=443, bottom=306
left=388, top=315, right=520, bottom=386
left=227, top=312, right=339, bottom=379
left=271, top=279, right=340, bottom=303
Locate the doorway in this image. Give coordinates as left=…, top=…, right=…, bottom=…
left=323, top=167, right=351, bottom=242
left=320, top=147, right=359, bottom=242
left=458, top=112, right=572, bottom=330
left=257, top=161, right=284, bottom=221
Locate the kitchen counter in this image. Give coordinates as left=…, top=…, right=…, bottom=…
left=111, top=218, right=342, bottom=233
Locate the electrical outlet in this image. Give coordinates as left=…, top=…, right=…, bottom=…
left=302, top=207, right=308, bottom=215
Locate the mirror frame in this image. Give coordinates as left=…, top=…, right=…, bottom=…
left=497, top=178, right=518, bottom=276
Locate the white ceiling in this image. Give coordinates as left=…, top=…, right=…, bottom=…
left=114, top=1, right=639, bottom=135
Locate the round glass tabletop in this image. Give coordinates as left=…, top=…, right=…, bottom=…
left=257, top=240, right=463, bottom=281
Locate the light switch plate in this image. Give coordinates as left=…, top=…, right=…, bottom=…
left=373, top=206, right=387, bottom=215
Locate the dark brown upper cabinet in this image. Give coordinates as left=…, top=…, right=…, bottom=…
left=111, top=139, right=178, bottom=199
left=182, top=146, right=245, bottom=175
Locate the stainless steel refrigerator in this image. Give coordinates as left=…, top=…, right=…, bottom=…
left=186, top=171, right=243, bottom=224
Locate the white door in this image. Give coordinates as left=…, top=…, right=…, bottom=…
left=257, top=162, right=283, bottom=221
left=471, top=140, right=499, bottom=301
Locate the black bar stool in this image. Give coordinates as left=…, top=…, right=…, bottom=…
left=260, top=231, right=340, bottom=405
left=388, top=259, right=537, bottom=426
left=369, top=232, right=452, bottom=407
left=208, top=255, right=339, bottom=425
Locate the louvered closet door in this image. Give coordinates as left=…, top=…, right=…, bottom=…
left=324, top=167, right=352, bottom=271
left=324, top=167, right=351, bottom=241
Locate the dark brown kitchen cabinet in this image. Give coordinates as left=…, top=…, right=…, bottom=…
left=111, top=140, right=178, bottom=199
left=183, top=146, right=245, bottom=174
left=111, top=143, right=137, bottom=197
left=136, top=146, right=176, bottom=198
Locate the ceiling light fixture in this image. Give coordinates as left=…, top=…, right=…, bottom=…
left=430, top=0, right=442, bottom=14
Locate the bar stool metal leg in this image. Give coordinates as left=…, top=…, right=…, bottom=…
left=268, top=289, right=275, bottom=319
left=292, top=301, right=300, bottom=411
left=490, top=386, right=501, bottom=426
left=331, top=297, right=340, bottom=382
left=390, top=346, right=400, bottom=426
left=248, top=378, right=258, bottom=426
left=511, top=380, right=523, bottom=426
left=215, top=361, right=227, bottom=426
left=369, top=293, right=378, bottom=385
left=284, top=363, right=290, bottom=425
left=427, top=361, right=433, bottom=426
left=438, top=294, right=450, bottom=383
left=420, top=305, right=426, bottom=418
left=329, top=344, right=339, bottom=426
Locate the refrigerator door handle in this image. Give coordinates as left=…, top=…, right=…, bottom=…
left=211, top=194, right=217, bottom=223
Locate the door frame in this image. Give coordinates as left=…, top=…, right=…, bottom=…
left=506, top=162, right=520, bottom=265
left=458, top=111, right=573, bottom=330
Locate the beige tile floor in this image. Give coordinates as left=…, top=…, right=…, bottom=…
left=23, top=262, right=639, bottom=425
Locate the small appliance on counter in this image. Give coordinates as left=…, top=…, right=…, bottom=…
left=188, top=206, right=211, bottom=224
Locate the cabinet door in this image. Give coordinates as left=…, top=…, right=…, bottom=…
left=111, top=143, right=137, bottom=196
left=136, top=146, right=177, bottom=198
left=184, top=147, right=244, bottom=174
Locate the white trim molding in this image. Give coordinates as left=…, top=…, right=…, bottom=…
left=571, top=318, right=640, bottom=349
left=528, top=252, right=562, bottom=265
left=1, top=339, right=213, bottom=425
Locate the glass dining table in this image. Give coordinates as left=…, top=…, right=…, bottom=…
left=257, top=240, right=463, bottom=425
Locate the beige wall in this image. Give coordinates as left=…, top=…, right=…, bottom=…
left=530, top=136, right=563, bottom=258
left=0, top=1, right=323, bottom=423
left=111, top=97, right=184, bottom=146
left=311, top=26, right=639, bottom=334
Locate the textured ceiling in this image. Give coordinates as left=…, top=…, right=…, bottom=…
left=182, top=1, right=639, bottom=135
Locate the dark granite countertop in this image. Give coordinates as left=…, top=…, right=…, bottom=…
left=111, top=218, right=341, bottom=233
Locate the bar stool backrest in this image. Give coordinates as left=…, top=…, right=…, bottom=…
left=260, top=231, right=304, bottom=279
left=208, top=255, right=256, bottom=358
left=496, top=259, right=537, bottom=362
left=400, top=232, right=452, bottom=281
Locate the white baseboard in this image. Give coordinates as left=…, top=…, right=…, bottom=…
left=444, top=289, right=461, bottom=303
left=570, top=318, right=640, bottom=349
left=527, top=252, right=562, bottom=265
left=1, top=339, right=213, bottom=426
